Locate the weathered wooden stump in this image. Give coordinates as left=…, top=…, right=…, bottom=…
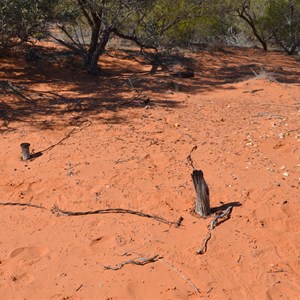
left=20, top=143, right=31, bottom=161
left=191, top=170, right=210, bottom=217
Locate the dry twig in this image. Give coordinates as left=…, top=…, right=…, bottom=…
left=158, top=258, right=200, bottom=294
left=40, top=120, right=92, bottom=153
left=104, top=255, right=159, bottom=270
left=187, top=145, right=197, bottom=170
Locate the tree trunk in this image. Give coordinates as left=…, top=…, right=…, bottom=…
left=238, top=10, right=268, bottom=51
left=85, top=28, right=111, bottom=75
left=191, top=170, right=210, bottom=217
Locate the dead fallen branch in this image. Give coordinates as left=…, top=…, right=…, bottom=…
left=158, top=258, right=200, bottom=294
left=210, top=206, right=233, bottom=230
left=0, top=201, right=182, bottom=227
left=0, top=202, right=46, bottom=210
left=104, top=254, right=159, bottom=270
left=51, top=205, right=183, bottom=227
left=40, top=119, right=92, bottom=153
left=197, top=206, right=233, bottom=255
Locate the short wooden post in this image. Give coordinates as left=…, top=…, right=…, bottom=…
left=20, top=143, right=31, bottom=160
left=191, top=170, right=210, bottom=217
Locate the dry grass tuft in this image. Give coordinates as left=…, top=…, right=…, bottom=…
left=251, top=67, right=277, bottom=82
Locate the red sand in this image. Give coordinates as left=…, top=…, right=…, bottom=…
left=0, top=45, right=299, bottom=299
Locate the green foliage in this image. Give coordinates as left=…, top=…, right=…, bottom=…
left=53, top=0, right=81, bottom=24
left=2, top=0, right=298, bottom=72
left=0, top=0, right=55, bottom=47
left=265, top=0, right=300, bottom=53
left=208, top=0, right=299, bottom=53
left=113, top=0, right=202, bottom=48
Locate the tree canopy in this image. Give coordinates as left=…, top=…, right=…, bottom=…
left=1, top=0, right=299, bottom=73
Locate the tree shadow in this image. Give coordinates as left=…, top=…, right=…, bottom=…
left=211, top=201, right=242, bottom=214
left=0, top=46, right=183, bottom=131
left=1, top=44, right=299, bottom=132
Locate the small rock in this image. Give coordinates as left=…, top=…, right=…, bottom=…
left=282, top=172, right=289, bottom=177
left=278, top=133, right=285, bottom=139
left=279, top=166, right=286, bottom=170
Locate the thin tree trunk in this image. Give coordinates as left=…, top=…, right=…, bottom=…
left=85, top=28, right=111, bottom=74
left=238, top=14, right=268, bottom=51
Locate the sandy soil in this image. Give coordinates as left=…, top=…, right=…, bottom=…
left=0, top=44, right=299, bottom=300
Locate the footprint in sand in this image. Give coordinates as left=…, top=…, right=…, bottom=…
left=0, top=246, right=49, bottom=286
left=9, top=246, right=49, bottom=260
left=9, top=272, right=35, bottom=285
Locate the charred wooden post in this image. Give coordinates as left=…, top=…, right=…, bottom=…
left=20, top=143, right=31, bottom=161
left=191, top=170, right=210, bottom=217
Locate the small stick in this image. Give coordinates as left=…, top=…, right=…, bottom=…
left=104, top=255, right=159, bottom=270
left=267, top=269, right=286, bottom=273
left=76, top=284, right=83, bottom=292
left=158, top=258, right=200, bottom=294
left=115, top=156, right=136, bottom=164
left=20, top=143, right=31, bottom=160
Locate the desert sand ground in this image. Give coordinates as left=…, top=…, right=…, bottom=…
left=0, top=44, right=299, bottom=300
